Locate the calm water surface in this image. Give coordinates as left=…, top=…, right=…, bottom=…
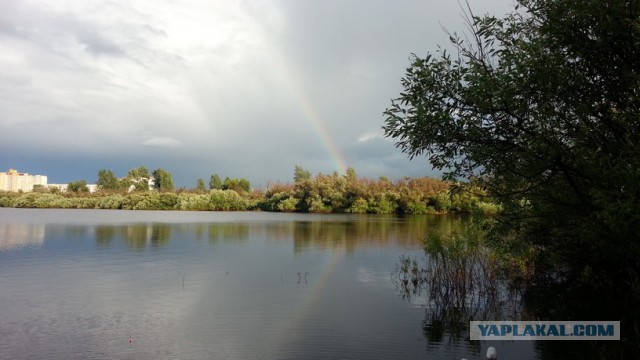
left=0, top=208, right=537, bottom=359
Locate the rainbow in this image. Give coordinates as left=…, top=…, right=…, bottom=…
left=272, top=57, right=349, bottom=174
left=276, top=250, right=345, bottom=350
left=291, top=250, right=343, bottom=321
left=294, top=96, right=349, bottom=174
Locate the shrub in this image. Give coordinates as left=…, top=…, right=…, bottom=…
left=277, top=196, right=298, bottom=212
left=178, top=193, right=209, bottom=211
left=346, top=198, right=369, bottom=214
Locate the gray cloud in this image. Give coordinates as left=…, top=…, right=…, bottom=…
left=0, top=0, right=511, bottom=187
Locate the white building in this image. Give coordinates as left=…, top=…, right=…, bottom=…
left=0, top=169, right=101, bottom=193
left=0, top=169, right=48, bottom=192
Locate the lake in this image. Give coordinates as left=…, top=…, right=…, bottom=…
left=0, top=208, right=539, bottom=359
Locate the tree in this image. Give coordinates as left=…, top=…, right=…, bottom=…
left=345, top=167, right=357, bottom=182
left=383, top=0, right=640, bottom=288
left=196, top=178, right=206, bottom=192
left=152, top=168, right=175, bottom=192
left=97, top=169, right=118, bottom=190
left=125, top=166, right=151, bottom=192
left=127, top=166, right=149, bottom=180
left=209, top=174, right=222, bottom=190
left=222, top=177, right=251, bottom=193
left=239, top=178, right=251, bottom=193
left=68, top=180, right=89, bottom=193
left=293, top=165, right=311, bottom=183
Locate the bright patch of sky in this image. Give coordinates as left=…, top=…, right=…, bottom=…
left=0, top=0, right=511, bottom=187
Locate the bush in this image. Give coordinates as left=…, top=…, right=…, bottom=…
left=346, top=198, right=369, bottom=214
left=0, top=192, right=18, bottom=207
left=308, top=197, right=331, bottom=213
left=208, top=190, right=248, bottom=211
left=432, top=192, right=451, bottom=212
left=277, top=196, right=298, bottom=212
left=473, top=202, right=502, bottom=216
left=369, top=194, right=397, bottom=214
left=178, top=193, right=209, bottom=211
left=96, top=195, right=126, bottom=209
left=404, top=201, right=428, bottom=215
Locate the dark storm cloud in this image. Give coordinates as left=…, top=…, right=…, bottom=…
left=0, top=0, right=511, bottom=186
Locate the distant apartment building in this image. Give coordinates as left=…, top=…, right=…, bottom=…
left=0, top=169, right=48, bottom=192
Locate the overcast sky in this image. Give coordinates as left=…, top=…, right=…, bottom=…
left=0, top=0, right=511, bottom=188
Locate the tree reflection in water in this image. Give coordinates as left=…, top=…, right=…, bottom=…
left=94, top=223, right=173, bottom=249
left=394, top=223, right=638, bottom=359
left=394, top=224, right=526, bottom=343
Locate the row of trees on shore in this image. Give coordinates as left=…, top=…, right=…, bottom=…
left=91, top=166, right=251, bottom=194
left=0, top=166, right=499, bottom=215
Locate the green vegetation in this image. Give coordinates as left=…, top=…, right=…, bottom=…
left=0, top=189, right=256, bottom=211
left=222, top=177, right=251, bottom=194
left=293, top=165, right=311, bottom=183
left=384, top=0, right=639, bottom=355
left=261, top=166, right=499, bottom=214
left=152, top=168, right=175, bottom=192
left=209, top=174, right=223, bottom=190
left=96, top=169, right=118, bottom=190
left=123, top=166, right=152, bottom=192
left=196, top=178, right=206, bottom=192
left=0, top=165, right=497, bottom=214
left=67, top=180, right=89, bottom=193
